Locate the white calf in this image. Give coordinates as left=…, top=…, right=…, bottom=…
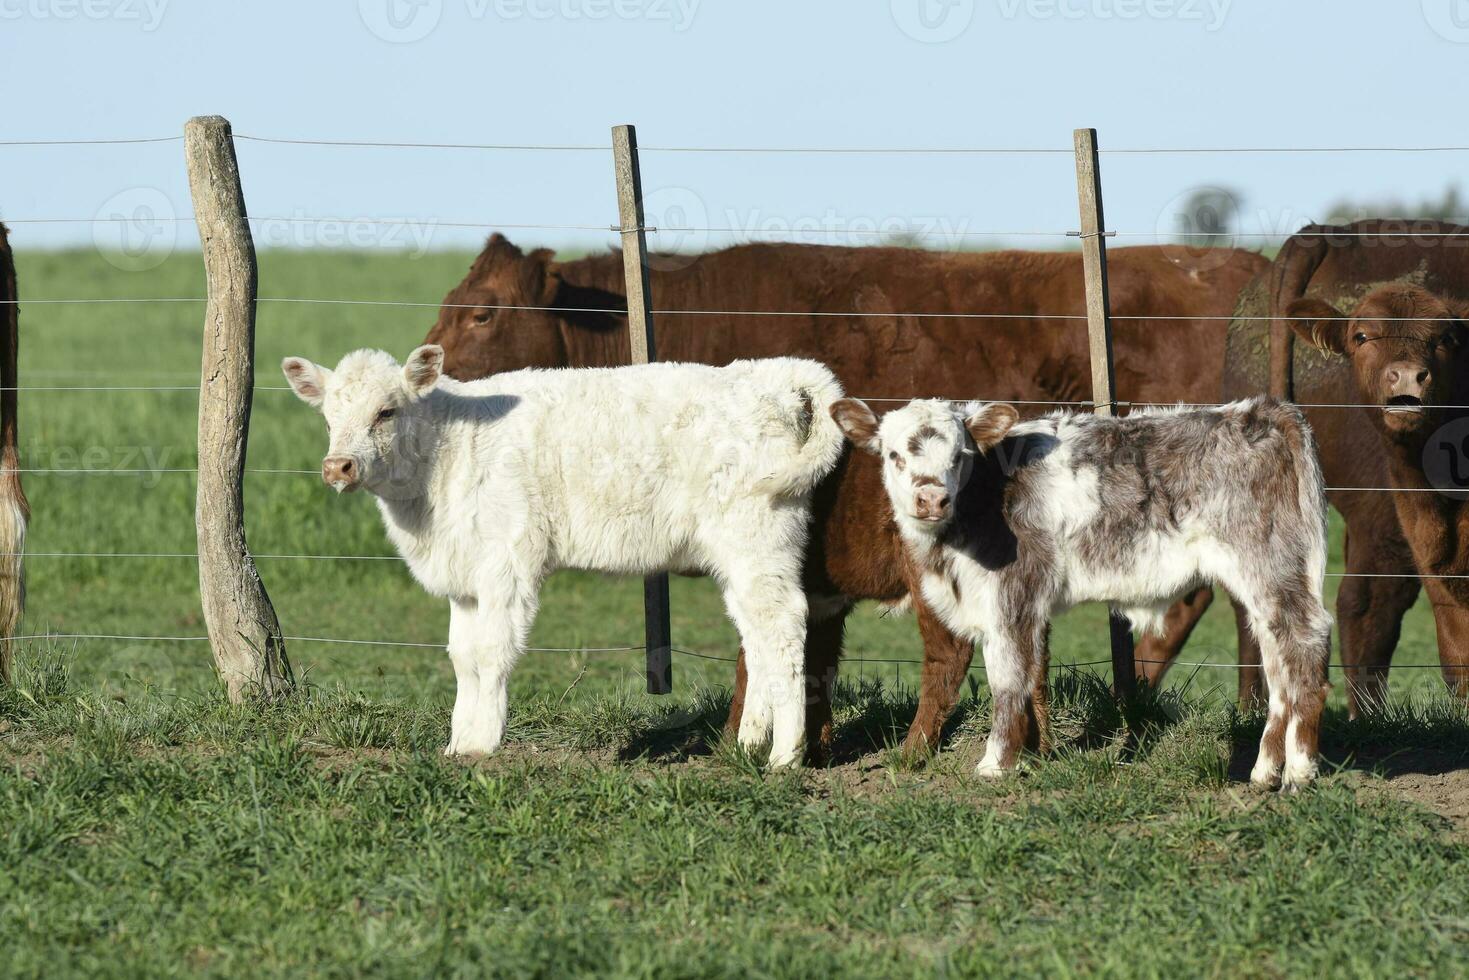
left=284, top=345, right=845, bottom=766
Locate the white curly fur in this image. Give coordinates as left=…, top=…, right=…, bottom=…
left=284, top=346, right=845, bottom=765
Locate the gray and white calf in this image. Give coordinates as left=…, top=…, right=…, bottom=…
left=832, top=396, right=1332, bottom=790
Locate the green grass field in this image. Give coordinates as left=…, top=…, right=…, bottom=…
left=4, top=247, right=1469, bottom=976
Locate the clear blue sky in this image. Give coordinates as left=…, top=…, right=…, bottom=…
left=5, top=0, right=1469, bottom=261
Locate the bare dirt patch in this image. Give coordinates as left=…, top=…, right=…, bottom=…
left=1382, top=769, right=1469, bottom=827
left=1330, top=744, right=1469, bottom=828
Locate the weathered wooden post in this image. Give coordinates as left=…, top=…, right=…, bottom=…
left=611, top=123, right=673, bottom=695
left=185, top=115, right=292, bottom=701
left=1073, top=127, right=1136, bottom=700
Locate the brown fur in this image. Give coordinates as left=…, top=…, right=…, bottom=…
left=428, top=234, right=1266, bottom=757
left=1219, top=221, right=1469, bottom=714
left=429, top=235, right=1265, bottom=408
left=1285, top=282, right=1469, bottom=698
left=0, top=224, right=26, bottom=684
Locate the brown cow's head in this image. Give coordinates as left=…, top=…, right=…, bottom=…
left=426, top=234, right=570, bottom=380
left=1287, top=284, right=1469, bottom=440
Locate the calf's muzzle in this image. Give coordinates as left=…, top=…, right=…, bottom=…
left=914, top=485, right=951, bottom=522
left=322, top=455, right=360, bottom=491
left=1381, top=360, right=1431, bottom=422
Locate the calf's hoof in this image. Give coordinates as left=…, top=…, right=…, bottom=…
left=766, top=743, right=805, bottom=770
left=1248, top=759, right=1282, bottom=791
left=898, top=734, right=938, bottom=768
left=1279, top=760, right=1319, bottom=794
left=444, top=737, right=502, bottom=759
left=975, top=758, right=1017, bottom=779
left=736, top=708, right=773, bottom=752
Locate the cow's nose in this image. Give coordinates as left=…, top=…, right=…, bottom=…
left=914, top=486, right=951, bottom=522
left=1386, top=362, right=1430, bottom=395
left=322, top=455, right=358, bottom=490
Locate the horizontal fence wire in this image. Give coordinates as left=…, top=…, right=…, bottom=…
left=8, top=631, right=1458, bottom=674
left=9, top=295, right=1469, bottom=324
left=221, top=136, right=1469, bottom=155
left=11, top=549, right=1468, bottom=579
left=15, top=467, right=1469, bottom=495
left=14, top=462, right=1469, bottom=496
left=0, top=136, right=182, bottom=146
left=8, top=389, right=1469, bottom=414
left=8, top=134, right=1469, bottom=155
left=16, top=216, right=1469, bottom=241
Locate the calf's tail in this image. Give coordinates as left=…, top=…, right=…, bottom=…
left=1285, top=401, right=1330, bottom=603
left=752, top=358, right=848, bottom=498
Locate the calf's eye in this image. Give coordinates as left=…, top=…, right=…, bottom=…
left=1352, top=332, right=1367, bottom=345
left=888, top=451, right=899, bottom=462
left=375, top=408, right=396, bottom=425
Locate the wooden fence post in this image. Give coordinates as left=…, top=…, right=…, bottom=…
left=185, top=115, right=292, bottom=701
left=611, top=123, right=673, bottom=695
left=1072, top=127, right=1136, bottom=700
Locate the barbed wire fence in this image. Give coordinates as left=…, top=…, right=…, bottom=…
left=3, top=121, right=1466, bottom=705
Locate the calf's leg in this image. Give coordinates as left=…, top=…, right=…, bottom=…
left=445, top=598, right=479, bottom=756
left=976, top=620, right=1045, bottom=777
left=1428, top=600, right=1469, bottom=698
left=724, top=649, right=750, bottom=742
left=1027, top=625, right=1053, bottom=755
left=1228, top=571, right=1332, bottom=791
left=721, top=564, right=809, bottom=768
left=1233, top=597, right=1264, bottom=708
left=903, top=597, right=976, bottom=759
left=1337, top=527, right=1419, bottom=715
left=802, top=607, right=848, bottom=765
left=451, top=581, right=537, bottom=758
left=728, top=604, right=848, bottom=764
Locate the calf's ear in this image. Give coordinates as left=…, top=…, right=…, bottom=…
left=830, top=398, right=881, bottom=454
left=1447, top=300, right=1469, bottom=348
left=965, top=403, right=1019, bottom=452
left=282, top=357, right=329, bottom=408
left=404, top=344, right=445, bottom=396
left=1285, top=298, right=1348, bottom=356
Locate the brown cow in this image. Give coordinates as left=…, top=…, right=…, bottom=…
left=1285, top=283, right=1469, bottom=698
left=1220, top=220, right=1469, bottom=714
left=0, top=224, right=25, bottom=684
left=428, top=234, right=1266, bottom=758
